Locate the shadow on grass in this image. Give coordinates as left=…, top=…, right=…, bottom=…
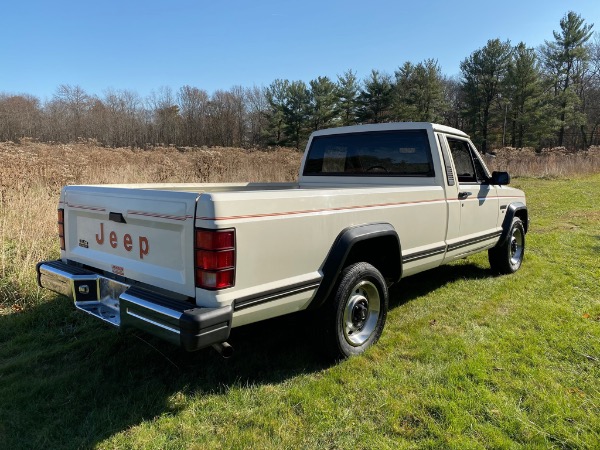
left=0, top=261, right=490, bottom=449
left=593, top=235, right=600, bottom=253
left=389, top=261, right=492, bottom=307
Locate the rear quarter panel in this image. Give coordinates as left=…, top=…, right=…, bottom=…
left=196, top=182, right=449, bottom=326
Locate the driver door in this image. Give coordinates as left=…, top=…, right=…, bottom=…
left=444, top=137, right=500, bottom=257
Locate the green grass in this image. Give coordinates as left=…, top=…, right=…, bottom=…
left=1, top=175, right=599, bottom=449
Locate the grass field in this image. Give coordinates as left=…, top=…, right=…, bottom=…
left=1, top=142, right=599, bottom=448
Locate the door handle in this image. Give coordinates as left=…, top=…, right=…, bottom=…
left=458, top=191, right=472, bottom=200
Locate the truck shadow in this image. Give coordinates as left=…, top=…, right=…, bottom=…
left=593, top=235, right=600, bottom=253
left=388, top=261, right=492, bottom=307
left=0, top=261, right=489, bottom=449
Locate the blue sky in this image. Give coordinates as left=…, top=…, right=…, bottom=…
left=1, top=0, right=599, bottom=101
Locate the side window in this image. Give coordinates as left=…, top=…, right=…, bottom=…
left=471, top=145, right=490, bottom=181
left=446, top=138, right=490, bottom=184
left=447, top=138, right=477, bottom=183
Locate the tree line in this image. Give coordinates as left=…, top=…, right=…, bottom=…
left=0, top=11, right=598, bottom=151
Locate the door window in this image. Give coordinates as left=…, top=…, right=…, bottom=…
left=446, top=138, right=489, bottom=183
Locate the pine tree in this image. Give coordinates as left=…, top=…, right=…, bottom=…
left=336, top=70, right=360, bottom=126
left=394, top=59, right=446, bottom=122
left=504, top=43, right=554, bottom=148
left=356, top=70, right=393, bottom=124
left=308, top=76, right=338, bottom=131
left=394, top=62, right=418, bottom=120
left=581, top=37, right=600, bottom=147
left=265, top=79, right=290, bottom=145
left=460, top=39, right=512, bottom=152
left=440, top=76, right=465, bottom=129
left=283, top=80, right=311, bottom=149
left=540, top=11, right=594, bottom=147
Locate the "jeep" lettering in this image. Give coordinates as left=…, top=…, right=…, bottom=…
left=95, top=223, right=149, bottom=259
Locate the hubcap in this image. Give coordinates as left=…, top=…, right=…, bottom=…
left=509, top=227, right=524, bottom=267
left=343, top=280, right=381, bottom=347
left=352, top=301, right=368, bottom=327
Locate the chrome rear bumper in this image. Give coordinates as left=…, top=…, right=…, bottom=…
left=37, top=260, right=232, bottom=351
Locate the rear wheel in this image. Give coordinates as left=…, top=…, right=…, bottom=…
left=325, top=262, right=388, bottom=359
left=489, top=217, right=525, bottom=274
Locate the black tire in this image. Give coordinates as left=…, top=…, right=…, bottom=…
left=488, top=217, right=525, bottom=274
left=324, top=262, right=388, bottom=359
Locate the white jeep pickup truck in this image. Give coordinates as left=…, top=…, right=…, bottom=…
left=37, top=122, right=528, bottom=358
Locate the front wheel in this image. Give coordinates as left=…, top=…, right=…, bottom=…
left=325, top=262, right=388, bottom=359
left=488, top=217, right=525, bottom=274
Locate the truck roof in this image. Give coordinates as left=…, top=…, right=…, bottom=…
left=309, top=122, right=469, bottom=139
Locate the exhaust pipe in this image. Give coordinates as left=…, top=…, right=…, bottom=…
left=212, top=341, right=234, bottom=358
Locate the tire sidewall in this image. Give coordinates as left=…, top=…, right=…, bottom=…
left=489, top=217, right=526, bottom=275
left=331, top=262, right=388, bottom=358
left=506, top=218, right=525, bottom=273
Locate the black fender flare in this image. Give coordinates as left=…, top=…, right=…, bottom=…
left=496, top=202, right=528, bottom=247
left=308, top=223, right=401, bottom=310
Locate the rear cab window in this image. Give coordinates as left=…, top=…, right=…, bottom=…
left=303, top=130, right=435, bottom=177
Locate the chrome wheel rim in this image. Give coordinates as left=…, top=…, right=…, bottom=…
left=343, top=280, right=381, bottom=347
left=509, top=227, right=524, bottom=267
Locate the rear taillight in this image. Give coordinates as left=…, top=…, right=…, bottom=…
left=195, top=228, right=235, bottom=290
left=58, top=208, right=65, bottom=250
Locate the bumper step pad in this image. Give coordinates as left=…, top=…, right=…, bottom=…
left=37, top=260, right=232, bottom=351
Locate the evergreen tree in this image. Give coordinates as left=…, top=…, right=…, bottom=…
left=581, top=37, right=600, bottom=147
left=308, top=76, right=338, bottom=131
left=265, top=79, right=290, bottom=145
left=440, top=75, right=465, bottom=129
left=460, top=39, right=512, bottom=152
left=336, top=70, right=360, bottom=126
left=394, top=62, right=418, bottom=120
left=393, top=59, right=446, bottom=122
left=504, top=43, right=554, bottom=147
left=540, top=11, right=594, bottom=147
left=357, top=70, right=393, bottom=124
left=283, top=80, right=311, bottom=149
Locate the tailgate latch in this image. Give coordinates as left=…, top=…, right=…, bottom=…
left=109, top=212, right=127, bottom=223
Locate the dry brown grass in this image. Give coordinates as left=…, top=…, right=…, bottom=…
left=485, top=146, right=600, bottom=178
left=1, top=140, right=599, bottom=312
left=0, top=141, right=301, bottom=311
left=0, top=140, right=301, bottom=189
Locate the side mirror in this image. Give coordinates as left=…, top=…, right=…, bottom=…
left=490, top=171, right=510, bottom=185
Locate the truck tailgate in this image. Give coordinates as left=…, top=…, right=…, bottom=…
left=62, top=186, right=199, bottom=297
